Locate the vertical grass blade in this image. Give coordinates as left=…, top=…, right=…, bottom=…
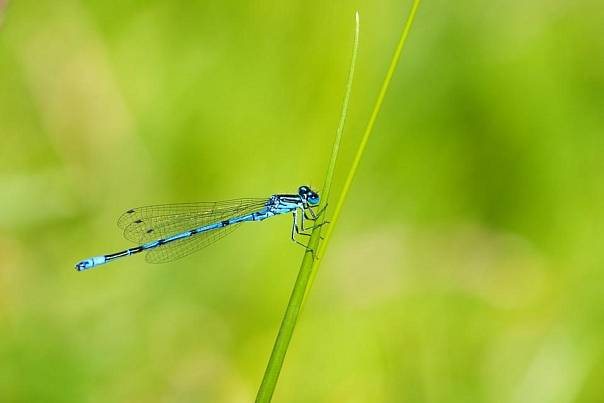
left=319, top=12, right=360, bottom=205
left=255, top=12, right=360, bottom=403
left=304, top=0, right=421, bottom=303
left=256, top=1, right=421, bottom=400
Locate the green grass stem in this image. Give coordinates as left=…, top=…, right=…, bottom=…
left=304, top=0, right=421, bottom=303
left=255, top=12, right=359, bottom=403
left=255, top=2, right=420, bottom=400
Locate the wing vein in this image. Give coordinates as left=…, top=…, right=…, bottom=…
left=116, top=197, right=269, bottom=264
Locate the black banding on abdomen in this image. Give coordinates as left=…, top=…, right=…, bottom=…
left=105, top=245, right=144, bottom=262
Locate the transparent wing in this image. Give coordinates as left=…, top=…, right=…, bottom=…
left=145, top=224, right=240, bottom=264
left=117, top=198, right=268, bottom=244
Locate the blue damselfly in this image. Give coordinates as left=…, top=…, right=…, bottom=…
left=75, top=185, right=324, bottom=271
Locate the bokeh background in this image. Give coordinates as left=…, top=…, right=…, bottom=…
left=1, top=0, right=603, bottom=402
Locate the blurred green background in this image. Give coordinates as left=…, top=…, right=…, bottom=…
left=1, top=0, right=603, bottom=402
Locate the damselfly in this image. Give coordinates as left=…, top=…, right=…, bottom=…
left=75, top=185, right=324, bottom=271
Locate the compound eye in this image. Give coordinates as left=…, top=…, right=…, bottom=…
left=298, top=186, right=309, bottom=194
left=307, top=192, right=320, bottom=205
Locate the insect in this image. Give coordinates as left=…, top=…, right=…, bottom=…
left=75, top=185, right=325, bottom=271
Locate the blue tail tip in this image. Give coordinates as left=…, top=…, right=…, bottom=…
left=75, top=256, right=106, bottom=271
left=75, top=259, right=94, bottom=271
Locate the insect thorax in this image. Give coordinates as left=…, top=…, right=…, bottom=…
left=268, top=194, right=302, bottom=215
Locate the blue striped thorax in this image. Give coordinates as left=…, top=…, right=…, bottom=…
left=268, top=185, right=320, bottom=214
